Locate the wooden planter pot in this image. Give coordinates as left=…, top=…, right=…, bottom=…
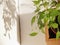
left=45, top=26, right=60, bottom=45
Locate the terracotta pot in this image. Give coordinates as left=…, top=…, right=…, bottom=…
left=57, top=0, right=60, bottom=2
left=45, top=25, right=60, bottom=45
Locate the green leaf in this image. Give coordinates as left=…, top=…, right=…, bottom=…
left=48, top=21, right=54, bottom=27
left=33, top=1, right=39, bottom=5
left=50, top=23, right=58, bottom=28
left=33, top=0, right=41, bottom=5
left=56, top=31, right=60, bottom=39
left=41, top=28, right=45, bottom=33
left=49, top=16, right=55, bottom=22
left=58, top=10, right=60, bottom=14
left=38, top=20, right=44, bottom=29
left=37, top=14, right=45, bottom=29
left=44, top=17, right=48, bottom=23
left=38, top=11, right=45, bottom=19
left=39, top=24, right=44, bottom=29
left=51, top=1, right=57, bottom=6
left=43, top=2, right=49, bottom=7
left=30, top=32, right=38, bottom=36
left=50, top=9, right=59, bottom=17
left=56, top=3, right=60, bottom=8
left=31, top=16, right=36, bottom=25
left=35, top=7, right=40, bottom=12
left=58, top=15, right=60, bottom=24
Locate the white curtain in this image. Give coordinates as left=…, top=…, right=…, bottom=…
left=0, top=0, right=20, bottom=45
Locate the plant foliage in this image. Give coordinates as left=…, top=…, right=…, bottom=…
left=30, top=32, right=38, bottom=36
left=31, top=0, right=60, bottom=39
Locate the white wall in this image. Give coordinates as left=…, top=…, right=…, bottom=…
left=20, top=13, right=47, bottom=45
left=20, top=0, right=47, bottom=45
left=20, top=0, right=33, bottom=5
left=19, top=0, right=35, bottom=14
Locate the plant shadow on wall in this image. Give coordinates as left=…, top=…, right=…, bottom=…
left=3, top=0, right=17, bottom=39
left=0, top=0, right=3, bottom=4
left=30, top=0, right=60, bottom=45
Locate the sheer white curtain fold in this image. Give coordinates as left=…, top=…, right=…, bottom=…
left=0, top=0, right=20, bottom=45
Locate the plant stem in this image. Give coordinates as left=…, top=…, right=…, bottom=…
left=51, top=27, right=56, bottom=34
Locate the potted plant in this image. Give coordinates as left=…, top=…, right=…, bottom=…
left=30, top=0, right=60, bottom=45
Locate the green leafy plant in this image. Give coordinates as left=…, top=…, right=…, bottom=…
left=31, top=0, right=60, bottom=39
left=30, top=32, right=38, bottom=36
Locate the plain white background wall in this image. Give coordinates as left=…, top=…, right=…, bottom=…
left=19, top=0, right=35, bottom=14
left=20, top=13, right=47, bottom=45
left=20, top=0, right=47, bottom=45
